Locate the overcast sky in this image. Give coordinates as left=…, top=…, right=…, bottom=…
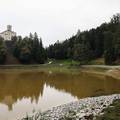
left=0, top=0, right=120, bottom=46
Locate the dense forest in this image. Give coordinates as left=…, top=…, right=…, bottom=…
left=0, top=13, right=120, bottom=65
left=0, top=33, right=47, bottom=64
left=47, top=13, right=120, bottom=65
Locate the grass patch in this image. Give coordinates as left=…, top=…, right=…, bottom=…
left=96, top=99, right=120, bottom=120
left=0, top=63, right=81, bottom=74
left=0, top=59, right=113, bottom=74
left=48, top=59, right=80, bottom=66
left=88, top=58, right=105, bottom=65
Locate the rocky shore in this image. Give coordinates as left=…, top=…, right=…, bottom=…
left=21, top=94, right=120, bottom=120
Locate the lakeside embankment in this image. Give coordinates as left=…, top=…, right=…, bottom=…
left=81, top=65, right=120, bottom=80
left=0, top=64, right=120, bottom=79
left=0, top=64, right=80, bottom=74
left=21, top=94, right=120, bottom=120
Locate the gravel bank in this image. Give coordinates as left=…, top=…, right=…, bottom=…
left=21, top=94, right=120, bottom=120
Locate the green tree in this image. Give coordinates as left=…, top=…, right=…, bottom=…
left=111, top=13, right=120, bottom=24
left=0, top=37, right=6, bottom=64
left=114, top=23, right=120, bottom=62
left=32, top=32, right=39, bottom=60
left=19, top=47, right=31, bottom=63
left=36, top=38, right=46, bottom=63
left=104, top=32, right=115, bottom=65
left=19, top=37, right=31, bottom=63
left=73, top=43, right=93, bottom=64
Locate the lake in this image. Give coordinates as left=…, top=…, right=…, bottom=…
left=0, top=70, right=120, bottom=120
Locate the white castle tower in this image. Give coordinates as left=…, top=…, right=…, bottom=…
left=7, top=25, right=12, bottom=31
left=0, top=25, right=16, bottom=40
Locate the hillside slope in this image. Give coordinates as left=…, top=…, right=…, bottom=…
left=5, top=41, right=20, bottom=64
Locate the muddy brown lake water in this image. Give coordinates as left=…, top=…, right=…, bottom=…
left=0, top=70, right=120, bottom=120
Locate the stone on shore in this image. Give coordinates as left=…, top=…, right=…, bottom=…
left=21, top=94, right=120, bottom=120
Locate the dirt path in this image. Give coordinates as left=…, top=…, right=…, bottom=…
left=82, top=65, right=120, bottom=69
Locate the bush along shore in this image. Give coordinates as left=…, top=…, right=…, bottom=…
left=21, top=94, right=120, bottom=120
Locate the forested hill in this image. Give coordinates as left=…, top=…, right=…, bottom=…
left=0, top=13, right=120, bottom=65
left=47, top=13, right=120, bottom=65
left=0, top=33, right=47, bottom=64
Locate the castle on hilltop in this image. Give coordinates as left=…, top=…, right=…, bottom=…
left=0, top=25, right=16, bottom=40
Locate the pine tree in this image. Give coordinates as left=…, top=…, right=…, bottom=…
left=0, top=37, right=6, bottom=64
left=104, top=32, right=115, bottom=65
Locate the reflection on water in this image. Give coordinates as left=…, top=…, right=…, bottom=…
left=0, top=71, right=120, bottom=120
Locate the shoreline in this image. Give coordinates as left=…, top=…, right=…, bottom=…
left=21, top=94, right=120, bottom=120
left=0, top=64, right=120, bottom=79
left=0, top=64, right=119, bottom=70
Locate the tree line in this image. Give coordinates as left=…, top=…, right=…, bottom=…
left=0, top=13, right=120, bottom=65
left=12, top=33, right=47, bottom=64
left=47, top=13, right=120, bottom=65
left=0, top=33, right=47, bottom=64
